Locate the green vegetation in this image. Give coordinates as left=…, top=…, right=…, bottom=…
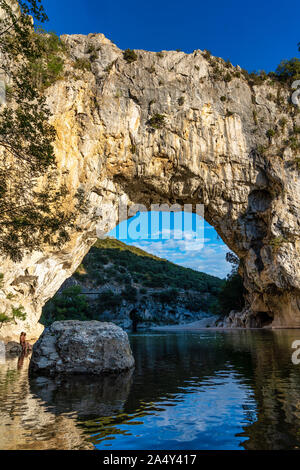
left=275, top=58, right=300, bottom=83
left=202, top=50, right=211, bottom=59
left=286, top=136, right=300, bottom=151
left=104, top=60, right=115, bottom=72
left=123, top=49, right=137, bottom=63
left=0, top=0, right=77, bottom=261
left=42, top=238, right=224, bottom=325
left=211, top=253, right=245, bottom=318
left=253, top=110, right=258, bottom=126
left=269, top=236, right=288, bottom=247
left=266, top=128, right=277, bottom=141
left=41, top=286, right=90, bottom=325
left=257, top=144, right=267, bottom=155
left=206, top=41, right=300, bottom=90
left=279, top=118, right=287, bottom=129
left=295, top=157, right=300, bottom=170
left=89, top=239, right=222, bottom=293
left=250, top=42, right=300, bottom=85
left=97, top=289, right=122, bottom=313
left=86, top=44, right=98, bottom=61
left=146, top=65, right=155, bottom=73
left=130, top=144, right=137, bottom=154
left=148, top=113, right=166, bottom=129
left=28, top=28, right=66, bottom=90
left=0, top=305, right=26, bottom=324
left=0, top=313, right=10, bottom=324
left=42, top=240, right=247, bottom=327
left=224, top=72, right=232, bottom=82
left=153, top=288, right=179, bottom=304
left=72, top=57, right=91, bottom=72
left=11, top=306, right=26, bottom=322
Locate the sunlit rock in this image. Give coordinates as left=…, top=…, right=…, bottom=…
left=29, top=320, right=135, bottom=376
left=0, top=33, right=299, bottom=336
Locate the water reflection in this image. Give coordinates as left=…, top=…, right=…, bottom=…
left=1, top=330, right=300, bottom=449
left=0, top=355, right=92, bottom=449
left=30, top=370, right=134, bottom=419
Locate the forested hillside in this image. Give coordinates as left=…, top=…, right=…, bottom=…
left=42, top=238, right=223, bottom=329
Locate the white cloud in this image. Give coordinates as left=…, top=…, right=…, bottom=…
left=129, top=237, right=232, bottom=278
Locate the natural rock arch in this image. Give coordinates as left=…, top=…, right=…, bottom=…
left=0, top=33, right=299, bottom=338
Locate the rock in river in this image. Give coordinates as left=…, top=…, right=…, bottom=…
left=29, top=320, right=135, bottom=376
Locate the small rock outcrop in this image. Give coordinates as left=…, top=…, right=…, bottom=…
left=29, top=320, right=135, bottom=376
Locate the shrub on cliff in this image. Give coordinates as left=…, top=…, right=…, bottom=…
left=72, top=57, right=92, bottom=72
left=123, top=49, right=137, bottom=63
left=275, top=58, right=300, bottom=82
left=0, top=313, right=10, bottom=324
left=148, top=114, right=166, bottom=129
left=29, top=28, right=66, bottom=90
left=212, top=252, right=245, bottom=318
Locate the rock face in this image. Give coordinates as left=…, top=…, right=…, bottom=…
left=0, top=33, right=299, bottom=336
left=5, top=341, right=22, bottom=357
left=29, top=321, right=135, bottom=376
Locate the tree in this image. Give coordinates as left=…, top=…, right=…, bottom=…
left=41, top=286, right=91, bottom=325
left=0, top=1, right=83, bottom=261
left=275, top=58, right=300, bottom=82
left=212, top=252, right=245, bottom=318
left=0, top=0, right=55, bottom=168
left=274, top=41, right=300, bottom=83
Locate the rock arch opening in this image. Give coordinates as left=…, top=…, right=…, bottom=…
left=41, top=210, right=235, bottom=331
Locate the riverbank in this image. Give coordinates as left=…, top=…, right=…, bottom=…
left=151, top=317, right=218, bottom=331
left=151, top=321, right=300, bottom=331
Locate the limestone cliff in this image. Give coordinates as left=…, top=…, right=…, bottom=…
left=0, top=33, right=299, bottom=338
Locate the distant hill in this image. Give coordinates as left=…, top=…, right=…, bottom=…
left=41, top=238, right=223, bottom=329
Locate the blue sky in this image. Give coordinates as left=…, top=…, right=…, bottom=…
left=42, top=0, right=299, bottom=278
left=43, top=0, right=299, bottom=73
left=108, top=212, right=231, bottom=279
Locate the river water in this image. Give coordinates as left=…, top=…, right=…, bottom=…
left=1, top=329, right=300, bottom=450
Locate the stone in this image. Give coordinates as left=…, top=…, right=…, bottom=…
left=0, top=33, right=299, bottom=334
left=29, top=321, right=135, bottom=376
left=5, top=341, right=22, bottom=356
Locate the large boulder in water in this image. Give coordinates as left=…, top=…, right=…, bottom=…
left=29, top=320, right=135, bottom=376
